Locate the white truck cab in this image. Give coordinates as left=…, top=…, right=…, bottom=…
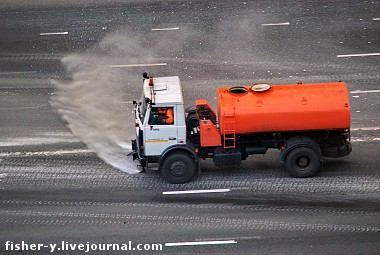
left=136, top=76, right=186, bottom=156
left=132, top=75, right=197, bottom=183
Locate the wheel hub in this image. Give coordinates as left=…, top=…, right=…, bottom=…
left=297, top=156, right=310, bottom=168
left=170, top=162, right=186, bottom=177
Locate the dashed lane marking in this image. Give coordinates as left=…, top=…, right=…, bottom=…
left=0, top=104, right=48, bottom=110
left=196, top=236, right=261, bottom=241
left=109, top=63, right=167, bottom=68
left=351, top=127, right=380, bottom=131
left=165, top=240, right=237, bottom=247
left=350, top=89, right=380, bottom=94
left=116, top=101, right=133, bottom=104
left=351, top=138, right=380, bottom=142
left=151, top=27, right=179, bottom=31
left=337, top=53, right=380, bottom=58
left=162, top=189, right=230, bottom=195
left=0, top=149, right=92, bottom=157
left=0, top=71, right=37, bottom=75
left=373, top=18, right=380, bottom=21
left=261, top=22, right=290, bottom=26
left=40, top=32, right=68, bottom=36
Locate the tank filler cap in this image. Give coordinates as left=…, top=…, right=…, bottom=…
left=251, top=83, right=271, bottom=92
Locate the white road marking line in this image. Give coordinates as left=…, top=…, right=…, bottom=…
left=196, top=236, right=261, bottom=241
left=351, top=138, right=365, bottom=142
left=261, top=22, right=290, bottom=26
left=350, top=89, right=380, bottom=94
left=151, top=27, right=179, bottom=31
left=373, top=18, right=380, bottom=21
left=351, top=127, right=380, bottom=131
left=109, top=63, right=167, bottom=68
left=0, top=71, right=37, bottom=75
left=165, top=240, right=237, bottom=247
left=352, top=138, right=380, bottom=142
left=0, top=104, right=48, bottom=110
left=337, top=53, right=380, bottom=58
left=162, top=189, right=230, bottom=195
left=0, top=149, right=92, bottom=157
left=352, top=95, right=360, bottom=98
left=116, top=101, right=133, bottom=104
left=0, top=135, right=80, bottom=147
left=40, top=32, right=68, bottom=36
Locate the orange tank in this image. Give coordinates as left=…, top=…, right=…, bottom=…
left=217, top=82, right=350, bottom=134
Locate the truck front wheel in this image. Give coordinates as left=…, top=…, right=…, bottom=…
left=285, top=147, right=321, bottom=178
left=161, top=152, right=196, bottom=184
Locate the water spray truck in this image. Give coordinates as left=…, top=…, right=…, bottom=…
left=132, top=73, right=352, bottom=183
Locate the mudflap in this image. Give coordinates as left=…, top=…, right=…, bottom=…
left=131, top=139, right=139, bottom=160
left=322, top=141, right=352, bottom=158
left=131, top=139, right=146, bottom=172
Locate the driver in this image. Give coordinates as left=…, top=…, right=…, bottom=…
left=158, top=107, right=174, bottom=124
left=151, top=107, right=174, bottom=125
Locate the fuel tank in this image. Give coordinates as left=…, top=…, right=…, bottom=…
left=217, top=82, right=350, bottom=134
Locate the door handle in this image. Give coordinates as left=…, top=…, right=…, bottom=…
left=169, top=137, right=177, bottom=140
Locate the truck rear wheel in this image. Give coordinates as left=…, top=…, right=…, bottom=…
left=161, top=152, right=196, bottom=184
left=285, top=147, right=321, bottom=178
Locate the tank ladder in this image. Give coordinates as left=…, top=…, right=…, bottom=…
left=223, top=113, right=236, bottom=149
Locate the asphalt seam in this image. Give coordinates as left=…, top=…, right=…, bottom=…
left=1, top=199, right=378, bottom=216
left=0, top=210, right=378, bottom=233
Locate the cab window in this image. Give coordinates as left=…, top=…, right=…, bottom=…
left=148, top=107, right=174, bottom=125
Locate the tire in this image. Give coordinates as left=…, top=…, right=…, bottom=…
left=285, top=147, right=321, bottom=178
left=160, top=152, right=196, bottom=184
left=185, top=105, right=197, bottom=114
left=186, top=113, right=199, bottom=129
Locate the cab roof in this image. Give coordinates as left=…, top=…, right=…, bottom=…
left=143, top=76, right=184, bottom=105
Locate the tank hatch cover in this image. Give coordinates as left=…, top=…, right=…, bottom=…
left=251, top=84, right=271, bottom=92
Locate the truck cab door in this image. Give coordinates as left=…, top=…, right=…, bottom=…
left=143, top=106, right=178, bottom=156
